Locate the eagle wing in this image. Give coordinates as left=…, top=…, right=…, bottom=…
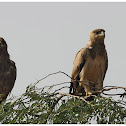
left=103, top=50, right=108, bottom=80
left=0, top=60, right=16, bottom=103
left=69, top=47, right=87, bottom=95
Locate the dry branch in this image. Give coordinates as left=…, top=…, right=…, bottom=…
left=34, top=71, right=126, bottom=98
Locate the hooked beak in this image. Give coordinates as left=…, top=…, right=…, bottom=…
left=100, top=31, right=105, bottom=37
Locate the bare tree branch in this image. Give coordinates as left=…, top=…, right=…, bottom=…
left=33, top=71, right=126, bottom=98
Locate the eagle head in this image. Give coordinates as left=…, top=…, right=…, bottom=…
left=0, top=37, right=7, bottom=51
left=90, top=29, right=105, bottom=43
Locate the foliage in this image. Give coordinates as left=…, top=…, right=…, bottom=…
left=0, top=83, right=126, bottom=124
left=53, top=97, right=126, bottom=124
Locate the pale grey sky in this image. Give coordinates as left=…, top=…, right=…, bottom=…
left=0, top=2, right=126, bottom=98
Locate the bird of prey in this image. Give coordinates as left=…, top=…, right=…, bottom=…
left=0, top=37, right=16, bottom=103
left=69, top=29, right=108, bottom=96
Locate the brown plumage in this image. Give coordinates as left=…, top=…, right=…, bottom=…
left=0, top=37, right=16, bottom=103
left=69, top=29, right=108, bottom=96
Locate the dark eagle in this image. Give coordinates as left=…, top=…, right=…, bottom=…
left=0, top=37, right=16, bottom=103
left=69, top=29, right=108, bottom=96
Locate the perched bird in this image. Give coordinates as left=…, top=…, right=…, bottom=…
left=0, top=37, right=16, bottom=103
left=69, top=29, right=108, bottom=96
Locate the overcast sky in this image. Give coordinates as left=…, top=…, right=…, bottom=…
left=0, top=2, right=126, bottom=98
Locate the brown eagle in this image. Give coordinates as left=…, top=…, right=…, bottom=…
left=69, top=29, right=108, bottom=96
left=0, top=37, right=16, bottom=103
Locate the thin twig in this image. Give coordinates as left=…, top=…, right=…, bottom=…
left=103, top=86, right=126, bottom=91
left=35, top=71, right=63, bottom=85
left=58, top=71, right=72, bottom=79
left=55, top=92, right=91, bottom=105
left=44, top=82, right=71, bottom=88
left=102, top=92, right=125, bottom=96
left=53, top=86, right=70, bottom=93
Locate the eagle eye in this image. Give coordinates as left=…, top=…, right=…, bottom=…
left=96, top=31, right=100, bottom=35
left=2, top=41, right=5, bottom=45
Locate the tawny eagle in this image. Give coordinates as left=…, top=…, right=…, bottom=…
left=69, top=29, right=108, bottom=96
left=0, top=37, right=16, bottom=103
